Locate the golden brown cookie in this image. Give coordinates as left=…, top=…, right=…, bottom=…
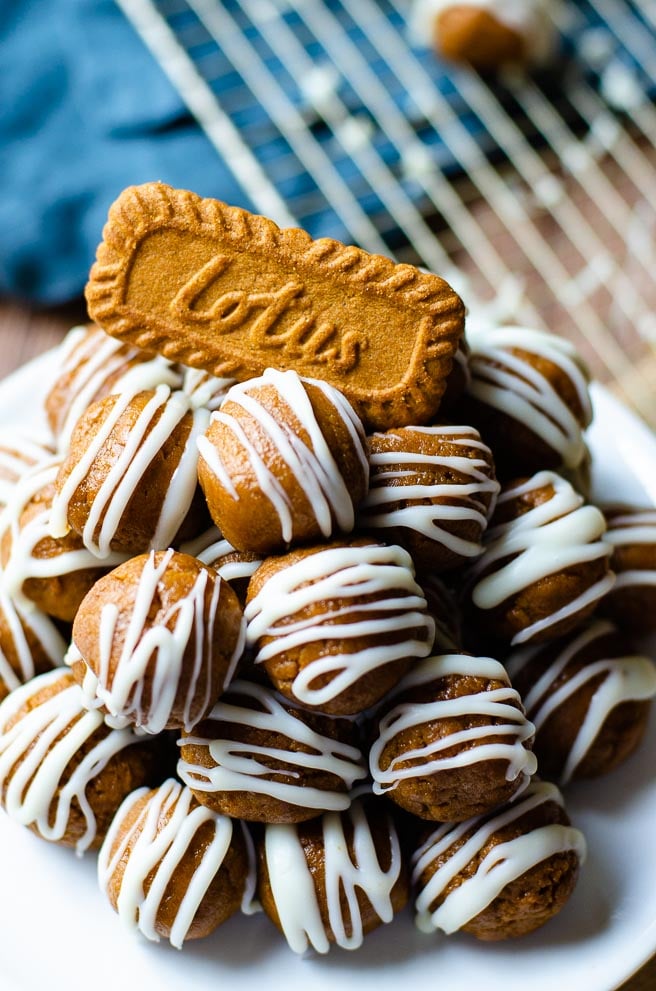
left=85, top=182, right=464, bottom=431
left=600, top=506, right=656, bottom=634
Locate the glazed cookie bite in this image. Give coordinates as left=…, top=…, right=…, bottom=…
left=0, top=586, right=66, bottom=701
left=0, top=669, right=160, bottom=853
left=44, top=324, right=181, bottom=446
left=506, top=619, right=656, bottom=784
left=412, top=779, right=586, bottom=940
left=463, top=325, right=592, bottom=479
left=600, top=506, right=656, bottom=634
left=465, top=471, right=614, bottom=646
left=197, top=368, right=369, bottom=555
left=72, top=549, right=245, bottom=735
left=49, top=383, right=210, bottom=558
left=245, top=540, right=435, bottom=715
left=369, top=653, right=536, bottom=821
left=178, top=678, right=366, bottom=823
left=98, top=779, right=250, bottom=948
left=360, top=424, right=498, bottom=573
left=258, top=798, right=409, bottom=953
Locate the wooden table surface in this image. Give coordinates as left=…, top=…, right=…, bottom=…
left=0, top=296, right=655, bottom=991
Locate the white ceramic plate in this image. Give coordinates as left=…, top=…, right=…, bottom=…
left=0, top=354, right=655, bottom=991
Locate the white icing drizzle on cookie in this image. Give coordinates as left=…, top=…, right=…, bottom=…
left=603, top=509, right=656, bottom=590
left=245, top=543, right=435, bottom=707
left=181, top=367, right=235, bottom=411
left=197, top=368, right=368, bottom=544
left=0, top=668, right=140, bottom=854
left=264, top=799, right=402, bottom=953
left=370, top=653, right=536, bottom=793
left=78, top=549, right=244, bottom=735
left=98, top=779, right=239, bottom=948
left=180, top=527, right=263, bottom=586
left=362, top=425, right=499, bottom=558
left=178, top=679, right=365, bottom=810
left=412, top=779, right=586, bottom=934
left=467, top=325, right=592, bottom=469
left=0, top=586, right=66, bottom=693
left=469, top=472, right=613, bottom=643
left=0, top=432, right=53, bottom=505
left=506, top=620, right=656, bottom=783
left=49, top=384, right=210, bottom=559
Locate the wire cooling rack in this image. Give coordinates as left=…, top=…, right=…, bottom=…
left=115, top=0, right=656, bottom=424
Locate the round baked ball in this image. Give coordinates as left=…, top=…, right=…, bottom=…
left=600, top=506, right=656, bottom=634
left=178, top=678, right=366, bottom=823
left=0, top=430, right=53, bottom=506
left=0, top=586, right=66, bottom=701
left=370, top=652, right=536, bottom=821
left=462, top=325, right=592, bottom=479
left=465, top=471, right=614, bottom=646
left=181, top=366, right=235, bottom=411
left=245, top=540, right=435, bottom=715
left=49, top=384, right=210, bottom=558
left=45, top=324, right=181, bottom=446
left=258, top=797, right=409, bottom=953
left=506, top=619, right=656, bottom=784
left=98, top=779, right=250, bottom=948
left=412, top=779, right=586, bottom=940
left=360, top=424, right=498, bottom=573
left=181, top=526, right=263, bottom=605
left=0, top=668, right=160, bottom=853
left=197, top=368, right=369, bottom=555
left=420, top=0, right=555, bottom=71
left=1, top=459, right=125, bottom=622
left=72, top=549, right=245, bottom=735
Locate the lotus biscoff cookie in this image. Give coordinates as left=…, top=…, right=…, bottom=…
left=85, top=183, right=464, bottom=431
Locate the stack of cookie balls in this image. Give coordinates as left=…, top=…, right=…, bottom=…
left=0, top=317, right=654, bottom=955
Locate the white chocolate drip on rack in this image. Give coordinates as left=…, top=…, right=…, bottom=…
left=370, top=653, right=536, bottom=792
left=466, top=325, right=592, bottom=469
left=245, top=543, right=435, bottom=706
left=470, top=471, right=613, bottom=644
left=98, top=779, right=242, bottom=948
left=412, top=779, right=586, bottom=934
left=178, top=679, right=365, bottom=810
left=0, top=669, right=140, bottom=854
left=603, top=509, right=656, bottom=590
left=264, top=799, right=402, bottom=953
left=78, top=549, right=244, bottom=735
left=197, top=368, right=368, bottom=544
left=49, top=383, right=209, bottom=559
left=506, top=620, right=656, bottom=783
left=362, top=425, right=498, bottom=557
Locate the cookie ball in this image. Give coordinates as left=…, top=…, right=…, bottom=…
left=98, top=779, right=250, bottom=947
left=463, top=325, right=592, bottom=479
left=49, top=384, right=210, bottom=558
left=258, top=798, right=409, bottom=953
left=361, top=424, right=498, bottom=573
left=0, top=430, right=53, bottom=506
left=0, top=669, right=160, bottom=853
left=0, top=586, right=66, bottom=701
left=600, top=506, right=656, bottom=634
left=181, top=526, right=263, bottom=605
left=412, top=779, right=586, bottom=940
left=370, top=652, right=536, bottom=820
left=245, top=540, right=435, bottom=715
left=72, top=549, right=245, bottom=735
left=197, top=368, right=369, bottom=555
left=466, top=471, right=614, bottom=646
left=45, top=324, right=181, bottom=446
left=506, top=619, right=656, bottom=784
left=1, top=459, right=125, bottom=622
left=178, top=678, right=366, bottom=823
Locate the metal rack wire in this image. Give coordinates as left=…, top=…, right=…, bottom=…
left=115, top=0, right=656, bottom=423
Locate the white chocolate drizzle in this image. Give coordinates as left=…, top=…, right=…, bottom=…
left=245, top=543, right=435, bottom=707
left=197, top=368, right=368, bottom=544
left=264, top=799, right=402, bottom=953
left=180, top=527, right=263, bottom=586
left=77, top=549, right=245, bottom=735
left=0, top=585, right=66, bottom=693
left=412, top=779, right=586, bottom=934
left=603, top=509, right=656, bottom=590
left=178, top=679, right=365, bottom=810
left=506, top=620, right=656, bottom=783
left=370, top=653, right=536, bottom=793
left=49, top=384, right=210, bottom=559
left=0, top=668, right=140, bottom=854
left=362, top=425, right=499, bottom=558
left=0, top=432, right=53, bottom=505
left=467, top=325, right=592, bottom=469
left=469, top=472, right=613, bottom=644
left=181, top=367, right=235, bottom=411
left=98, top=779, right=240, bottom=948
